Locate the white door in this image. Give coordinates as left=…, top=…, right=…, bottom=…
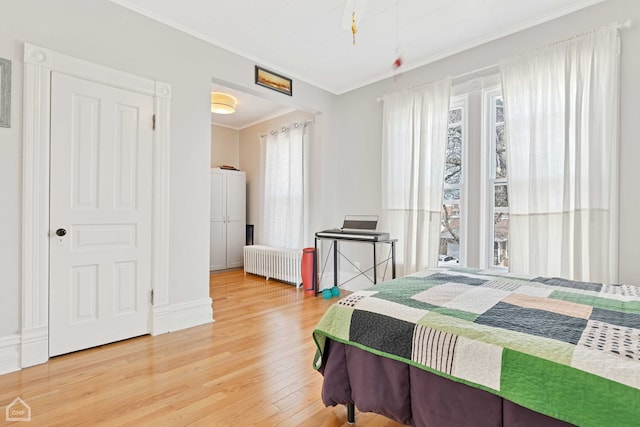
left=210, top=169, right=226, bottom=270
left=226, top=171, right=246, bottom=268
left=49, top=72, right=153, bottom=356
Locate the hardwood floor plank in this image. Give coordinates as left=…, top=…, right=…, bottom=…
left=0, top=269, right=404, bottom=426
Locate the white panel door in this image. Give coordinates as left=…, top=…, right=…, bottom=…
left=49, top=72, right=153, bottom=356
left=226, top=171, right=246, bottom=268
left=210, top=169, right=226, bottom=270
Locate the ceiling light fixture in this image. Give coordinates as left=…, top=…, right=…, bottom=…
left=211, top=92, right=237, bottom=114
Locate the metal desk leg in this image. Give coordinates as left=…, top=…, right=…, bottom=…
left=391, top=240, right=396, bottom=279
left=373, top=242, right=377, bottom=284
left=314, top=237, right=318, bottom=296
left=333, top=240, right=338, bottom=288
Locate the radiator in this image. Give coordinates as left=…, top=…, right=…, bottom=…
left=243, top=245, right=302, bottom=287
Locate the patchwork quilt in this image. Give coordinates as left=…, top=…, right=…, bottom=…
left=313, top=268, right=640, bottom=427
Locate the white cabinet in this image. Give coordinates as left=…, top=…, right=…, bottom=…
left=210, top=168, right=246, bottom=270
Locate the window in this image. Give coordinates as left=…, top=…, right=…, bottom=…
left=260, top=125, right=305, bottom=249
left=438, top=77, right=509, bottom=269
left=489, top=93, right=509, bottom=268
left=439, top=98, right=465, bottom=266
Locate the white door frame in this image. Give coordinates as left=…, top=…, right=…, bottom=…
left=21, top=43, right=172, bottom=368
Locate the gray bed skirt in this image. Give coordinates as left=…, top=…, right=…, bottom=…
left=319, top=339, right=576, bottom=426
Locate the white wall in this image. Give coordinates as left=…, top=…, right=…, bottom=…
left=211, top=124, right=240, bottom=169
left=331, top=0, right=640, bottom=285
left=0, top=0, right=336, bottom=364
left=0, top=37, right=21, bottom=338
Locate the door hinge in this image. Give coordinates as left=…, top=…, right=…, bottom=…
left=152, top=114, right=156, bottom=131
left=150, top=289, right=155, bottom=305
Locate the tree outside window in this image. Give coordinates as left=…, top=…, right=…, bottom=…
left=440, top=105, right=463, bottom=264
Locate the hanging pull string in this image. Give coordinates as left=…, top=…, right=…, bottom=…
left=259, top=119, right=314, bottom=138
left=376, top=20, right=632, bottom=103
left=352, top=11, right=358, bottom=45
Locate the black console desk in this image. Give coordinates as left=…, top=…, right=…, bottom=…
left=314, top=230, right=397, bottom=295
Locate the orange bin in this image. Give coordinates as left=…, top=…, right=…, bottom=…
left=301, top=248, right=316, bottom=296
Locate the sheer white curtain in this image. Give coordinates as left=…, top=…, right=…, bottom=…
left=381, top=78, right=452, bottom=276
left=259, top=124, right=305, bottom=249
left=500, top=24, right=620, bottom=283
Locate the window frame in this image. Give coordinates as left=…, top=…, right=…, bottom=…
left=483, top=85, right=508, bottom=271
left=439, top=94, right=468, bottom=267
left=439, top=74, right=508, bottom=271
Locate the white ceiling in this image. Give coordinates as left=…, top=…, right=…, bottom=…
left=109, top=0, right=604, bottom=127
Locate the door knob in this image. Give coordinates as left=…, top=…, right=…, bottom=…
left=56, top=228, right=67, bottom=237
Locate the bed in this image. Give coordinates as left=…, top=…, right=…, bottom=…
left=312, top=268, right=640, bottom=426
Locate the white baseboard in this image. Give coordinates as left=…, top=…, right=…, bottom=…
left=151, top=297, right=213, bottom=335
left=20, top=326, right=49, bottom=369
left=3, top=300, right=213, bottom=375
left=0, top=335, right=21, bottom=375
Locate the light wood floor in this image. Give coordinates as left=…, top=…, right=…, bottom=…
left=0, top=270, right=404, bottom=426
